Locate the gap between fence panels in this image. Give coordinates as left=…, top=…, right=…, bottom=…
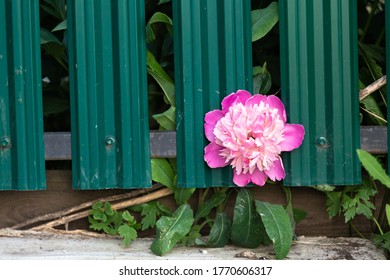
left=44, top=126, right=387, bottom=161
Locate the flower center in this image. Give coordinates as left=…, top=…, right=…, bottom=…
left=213, top=101, right=285, bottom=175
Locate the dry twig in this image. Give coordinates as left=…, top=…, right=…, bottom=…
left=359, top=75, right=386, bottom=101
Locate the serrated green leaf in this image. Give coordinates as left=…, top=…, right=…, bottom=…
left=326, top=191, right=342, bottom=218
left=151, top=158, right=175, bottom=189
left=92, top=201, right=103, bottom=210
left=251, top=2, right=279, bottom=42
left=357, top=149, right=390, bottom=189
left=194, top=192, right=227, bottom=223
left=371, top=232, right=390, bottom=251
left=356, top=203, right=373, bottom=219
left=150, top=204, right=194, bottom=256
left=93, top=212, right=107, bottom=222
left=140, top=202, right=159, bottom=230
left=208, top=212, right=232, bottom=247
left=104, top=202, right=114, bottom=216
left=255, top=201, right=293, bottom=259
left=118, top=224, right=137, bottom=245
left=231, top=189, right=263, bottom=248
left=122, top=211, right=134, bottom=222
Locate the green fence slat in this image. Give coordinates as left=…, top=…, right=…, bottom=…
left=279, top=0, right=361, bottom=186
left=387, top=1, right=390, bottom=175
left=174, top=0, right=252, bottom=188
left=68, top=0, right=151, bottom=189
left=0, top=0, right=45, bottom=191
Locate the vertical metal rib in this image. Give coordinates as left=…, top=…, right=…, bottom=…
left=174, top=0, right=252, bottom=188
left=280, top=0, right=361, bottom=186
left=68, top=0, right=151, bottom=189
left=0, top=0, right=45, bottom=190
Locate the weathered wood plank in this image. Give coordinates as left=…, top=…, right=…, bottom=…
left=44, top=126, right=388, bottom=160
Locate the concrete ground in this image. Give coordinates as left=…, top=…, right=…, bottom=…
left=0, top=229, right=387, bottom=260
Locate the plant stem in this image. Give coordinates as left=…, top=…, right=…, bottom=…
left=372, top=217, right=384, bottom=235
left=350, top=222, right=367, bottom=239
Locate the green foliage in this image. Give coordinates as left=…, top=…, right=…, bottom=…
left=251, top=2, right=279, bottom=42
left=256, top=201, right=293, bottom=260
left=150, top=204, right=194, bottom=256
left=231, top=189, right=263, bottom=248
left=253, top=63, right=272, bottom=94
left=151, top=158, right=176, bottom=189
left=207, top=212, right=232, bottom=248
left=194, top=192, right=227, bottom=223
left=88, top=202, right=140, bottom=245
left=130, top=201, right=172, bottom=231
left=357, top=149, right=390, bottom=189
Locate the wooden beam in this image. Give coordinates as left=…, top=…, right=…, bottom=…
left=44, top=126, right=388, bottom=161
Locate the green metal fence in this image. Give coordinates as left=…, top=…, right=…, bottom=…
left=0, top=0, right=387, bottom=191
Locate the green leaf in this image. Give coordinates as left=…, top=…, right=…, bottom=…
left=194, top=192, right=227, bottom=223
left=40, top=28, right=61, bottom=44
left=150, top=204, right=194, bottom=256
left=52, top=19, right=67, bottom=32
left=371, top=232, right=390, bottom=251
left=138, top=202, right=162, bottom=230
left=122, top=211, right=134, bottom=222
left=104, top=202, right=114, bottom=216
left=173, top=186, right=195, bottom=205
left=253, top=63, right=272, bottom=94
left=326, top=191, right=342, bottom=218
left=357, top=149, right=390, bottom=189
left=207, top=212, right=232, bottom=247
left=386, top=205, right=390, bottom=227
left=153, top=106, right=176, bottom=130
left=146, top=50, right=175, bottom=106
left=251, top=2, right=279, bottom=42
left=146, top=12, right=173, bottom=43
left=151, top=158, right=175, bottom=189
left=293, top=208, right=308, bottom=225
left=43, top=95, right=69, bottom=116
left=231, top=189, right=263, bottom=248
left=40, top=0, right=66, bottom=20
left=313, top=185, right=336, bottom=192
left=118, top=224, right=137, bottom=245
left=255, top=201, right=293, bottom=259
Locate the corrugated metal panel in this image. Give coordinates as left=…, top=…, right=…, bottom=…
left=387, top=1, right=390, bottom=174
left=279, top=0, right=361, bottom=186
left=68, top=0, right=151, bottom=189
left=173, top=0, right=252, bottom=188
left=0, top=0, right=46, bottom=190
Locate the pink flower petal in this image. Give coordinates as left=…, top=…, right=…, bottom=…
left=204, top=142, right=229, bottom=168
left=221, top=90, right=252, bottom=113
left=250, top=169, right=268, bottom=186
left=233, top=171, right=251, bottom=187
left=245, top=94, right=267, bottom=107
left=204, top=109, right=224, bottom=141
left=265, top=157, right=285, bottom=181
left=280, top=124, right=305, bottom=152
left=266, top=95, right=287, bottom=122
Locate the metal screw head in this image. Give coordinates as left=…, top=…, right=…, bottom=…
left=105, top=136, right=116, bottom=147
left=317, top=137, right=327, bottom=146
left=0, top=137, right=11, bottom=149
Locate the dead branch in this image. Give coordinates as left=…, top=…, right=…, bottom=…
left=11, top=184, right=163, bottom=230
left=31, top=187, right=173, bottom=231
left=359, top=75, right=386, bottom=101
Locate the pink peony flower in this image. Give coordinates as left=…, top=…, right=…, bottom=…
left=204, top=90, right=305, bottom=187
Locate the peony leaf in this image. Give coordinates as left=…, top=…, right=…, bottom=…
left=207, top=212, right=232, bottom=247
left=231, top=189, right=263, bottom=248
left=150, top=204, right=194, bottom=256
left=255, top=201, right=293, bottom=259
left=357, top=149, right=390, bottom=189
